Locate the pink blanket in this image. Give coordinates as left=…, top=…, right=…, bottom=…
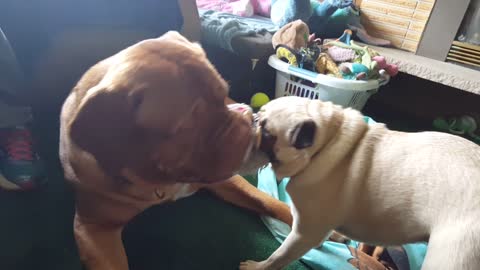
left=196, top=0, right=271, bottom=17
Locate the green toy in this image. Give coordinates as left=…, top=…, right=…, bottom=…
left=433, top=115, right=480, bottom=144
left=339, top=62, right=369, bottom=80
left=250, top=92, right=270, bottom=109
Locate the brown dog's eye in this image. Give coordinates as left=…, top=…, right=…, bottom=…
left=129, top=91, right=144, bottom=113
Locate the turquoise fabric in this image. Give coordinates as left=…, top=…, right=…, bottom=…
left=256, top=116, right=428, bottom=270
left=404, top=243, right=427, bottom=270
left=271, top=0, right=313, bottom=27
left=258, top=166, right=360, bottom=270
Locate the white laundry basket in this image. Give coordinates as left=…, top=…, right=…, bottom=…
left=268, top=55, right=388, bottom=110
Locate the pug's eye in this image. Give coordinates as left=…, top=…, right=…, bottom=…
left=290, top=120, right=316, bottom=149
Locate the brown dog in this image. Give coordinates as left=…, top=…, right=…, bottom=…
left=59, top=31, right=292, bottom=270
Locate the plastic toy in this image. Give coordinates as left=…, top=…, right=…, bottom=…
left=336, top=29, right=353, bottom=45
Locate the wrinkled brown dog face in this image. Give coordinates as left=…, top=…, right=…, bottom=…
left=68, top=31, right=254, bottom=184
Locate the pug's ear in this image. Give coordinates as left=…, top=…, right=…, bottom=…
left=290, top=120, right=316, bottom=149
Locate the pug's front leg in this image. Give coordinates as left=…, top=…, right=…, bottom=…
left=240, top=226, right=329, bottom=270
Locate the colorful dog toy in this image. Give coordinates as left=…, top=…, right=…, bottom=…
left=297, top=46, right=320, bottom=70
left=339, top=62, right=369, bottom=80
left=372, top=56, right=399, bottom=77
left=275, top=45, right=299, bottom=66
left=316, top=53, right=342, bottom=78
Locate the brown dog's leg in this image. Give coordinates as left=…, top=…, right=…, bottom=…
left=205, top=175, right=293, bottom=226
left=73, top=188, right=143, bottom=270
left=74, top=215, right=128, bottom=270
left=372, top=246, right=385, bottom=261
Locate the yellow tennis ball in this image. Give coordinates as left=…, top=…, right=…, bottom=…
left=250, top=92, right=270, bottom=108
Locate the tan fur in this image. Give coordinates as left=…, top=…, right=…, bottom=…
left=60, top=31, right=292, bottom=270
left=240, top=96, right=480, bottom=270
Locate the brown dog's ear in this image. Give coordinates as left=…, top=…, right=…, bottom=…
left=158, top=31, right=204, bottom=54
left=290, top=120, right=316, bottom=149
left=158, top=31, right=190, bottom=43
left=181, top=54, right=228, bottom=106
left=68, top=87, right=134, bottom=172
left=155, top=31, right=225, bottom=104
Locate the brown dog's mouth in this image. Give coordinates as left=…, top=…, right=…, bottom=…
left=250, top=113, right=263, bottom=149
left=251, top=114, right=278, bottom=163
left=191, top=103, right=258, bottom=183
left=234, top=114, right=267, bottom=176
left=241, top=112, right=262, bottom=162
left=226, top=103, right=258, bottom=164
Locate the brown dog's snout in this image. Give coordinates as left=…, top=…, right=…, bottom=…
left=194, top=104, right=255, bottom=182
left=227, top=103, right=254, bottom=124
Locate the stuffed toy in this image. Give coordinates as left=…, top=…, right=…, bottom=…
left=272, top=20, right=310, bottom=50
left=327, top=46, right=356, bottom=62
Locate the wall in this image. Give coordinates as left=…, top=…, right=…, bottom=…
left=358, top=0, right=436, bottom=52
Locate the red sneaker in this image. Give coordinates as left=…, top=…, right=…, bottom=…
left=0, top=126, right=45, bottom=190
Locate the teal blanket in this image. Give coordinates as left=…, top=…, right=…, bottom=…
left=199, top=9, right=277, bottom=52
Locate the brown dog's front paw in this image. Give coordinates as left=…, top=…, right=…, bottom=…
left=239, top=260, right=269, bottom=270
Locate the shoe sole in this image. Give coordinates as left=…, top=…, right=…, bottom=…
left=0, top=172, right=20, bottom=190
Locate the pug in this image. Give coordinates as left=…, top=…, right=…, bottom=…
left=240, top=96, right=480, bottom=270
